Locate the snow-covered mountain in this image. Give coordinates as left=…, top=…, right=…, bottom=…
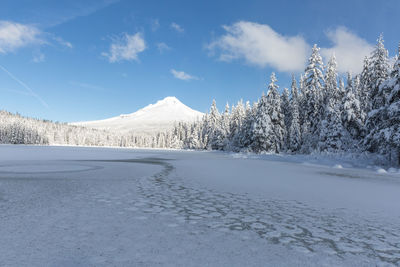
left=72, top=97, right=204, bottom=134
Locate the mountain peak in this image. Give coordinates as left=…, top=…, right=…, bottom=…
left=72, top=97, right=204, bottom=134
left=150, top=96, right=182, bottom=108
left=160, top=96, right=180, bottom=104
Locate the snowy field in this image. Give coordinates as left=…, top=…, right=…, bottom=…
left=0, top=145, right=399, bottom=266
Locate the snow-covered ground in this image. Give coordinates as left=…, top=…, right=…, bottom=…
left=0, top=145, right=399, bottom=266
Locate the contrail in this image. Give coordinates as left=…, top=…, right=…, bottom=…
left=0, top=64, right=49, bottom=108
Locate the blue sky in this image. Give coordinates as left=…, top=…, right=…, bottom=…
left=0, top=0, right=399, bottom=122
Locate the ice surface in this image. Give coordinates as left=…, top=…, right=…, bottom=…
left=0, top=145, right=399, bottom=266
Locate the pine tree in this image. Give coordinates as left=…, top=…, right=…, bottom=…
left=342, top=72, right=364, bottom=141
left=319, top=96, right=349, bottom=152
left=207, top=100, right=224, bottom=150
left=221, top=103, right=231, bottom=149
left=369, top=34, right=390, bottom=110
left=281, top=87, right=291, bottom=150
left=364, top=35, right=391, bottom=153
left=324, top=55, right=339, bottom=106
left=387, top=43, right=400, bottom=164
left=288, top=77, right=301, bottom=152
left=240, top=101, right=254, bottom=150
left=365, top=43, right=400, bottom=164
left=251, top=93, right=274, bottom=153
left=229, top=100, right=245, bottom=150
left=359, top=57, right=371, bottom=115
left=266, top=73, right=285, bottom=153
left=302, top=44, right=325, bottom=151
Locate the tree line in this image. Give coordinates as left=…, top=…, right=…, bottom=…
left=165, top=36, right=400, bottom=165
left=0, top=110, right=165, bottom=148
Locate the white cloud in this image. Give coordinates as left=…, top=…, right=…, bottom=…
left=170, top=22, right=184, bottom=33
left=157, top=42, right=171, bottom=53
left=102, top=32, right=146, bottom=63
left=321, top=27, right=373, bottom=73
left=208, top=21, right=309, bottom=72
left=170, top=69, right=198, bottom=81
left=0, top=21, right=44, bottom=54
left=0, top=20, right=73, bottom=58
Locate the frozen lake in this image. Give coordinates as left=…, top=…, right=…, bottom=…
left=0, top=145, right=399, bottom=266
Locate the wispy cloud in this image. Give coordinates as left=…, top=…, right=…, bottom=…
left=32, top=51, right=45, bottom=63
left=207, top=21, right=309, bottom=72
left=52, top=36, right=73, bottom=48
left=0, top=88, right=35, bottom=97
left=170, top=22, right=184, bottom=33
left=69, top=81, right=107, bottom=91
left=0, top=64, right=49, bottom=108
left=157, top=42, right=171, bottom=54
left=102, top=32, right=146, bottom=63
left=38, top=0, right=121, bottom=28
left=321, top=27, right=373, bottom=73
left=0, top=20, right=73, bottom=59
left=0, top=21, right=45, bottom=54
left=170, top=69, right=198, bottom=81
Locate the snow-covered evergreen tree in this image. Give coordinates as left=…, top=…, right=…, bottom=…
left=229, top=100, right=245, bottom=150
left=221, top=103, right=231, bottom=149
left=319, top=97, right=349, bottom=152
left=302, top=44, right=325, bottom=151
left=288, top=77, right=301, bottom=152
left=387, top=43, right=400, bottom=164
left=266, top=73, right=285, bottom=153
left=207, top=100, right=224, bottom=150
left=281, top=87, right=291, bottom=149
left=251, top=93, right=274, bottom=153
left=342, top=72, right=364, bottom=141
left=359, top=57, right=372, bottom=114
left=365, top=43, right=400, bottom=164
left=240, top=101, right=254, bottom=150
left=369, top=34, right=390, bottom=110
left=324, top=55, right=339, bottom=106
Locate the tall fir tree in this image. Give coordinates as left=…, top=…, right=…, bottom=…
left=251, top=94, right=274, bottom=153
left=288, top=77, right=302, bottom=152
left=342, top=72, right=364, bottom=141
left=369, top=34, right=390, bottom=110
left=281, top=87, right=291, bottom=149
left=324, top=55, right=339, bottom=106
left=359, top=56, right=372, bottom=114
left=302, top=44, right=325, bottom=151
left=240, top=101, right=254, bottom=150
left=365, top=43, right=400, bottom=164
left=319, top=96, right=349, bottom=152
left=229, top=100, right=245, bottom=150
left=221, top=103, right=231, bottom=149
left=207, top=100, right=224, bottom=150
left=266, top=73, right=285, bottom=153
left=387, top=43, right=400, bottom=164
